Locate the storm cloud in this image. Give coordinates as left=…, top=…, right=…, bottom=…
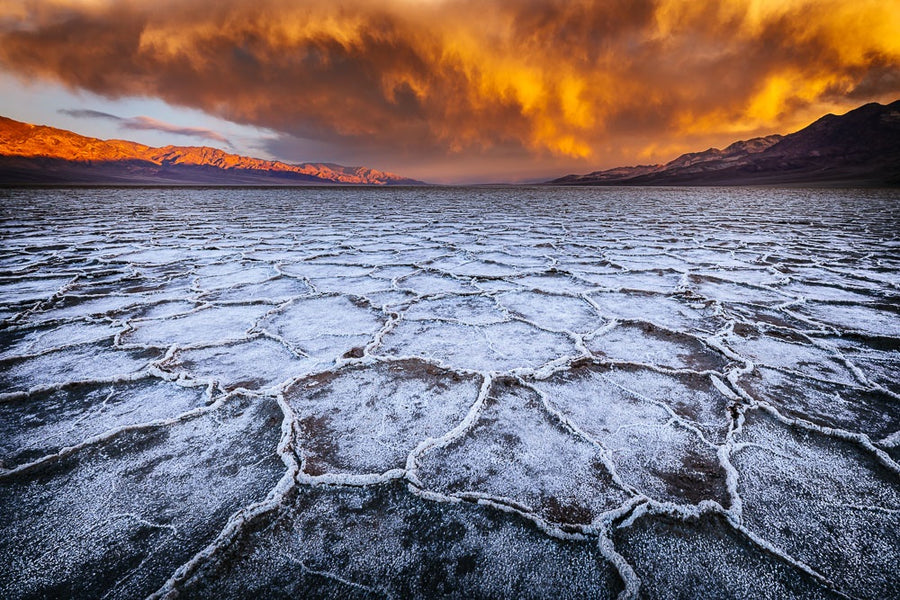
left=4, top=0, right=899, bottom=180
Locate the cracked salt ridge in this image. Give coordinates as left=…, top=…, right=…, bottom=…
left=587, top=290, right=725, bottom=334
left=738, top=367, right=900, bottom=442
left=612, top=509, right=845, bottom=599
left=497, top=290, right=604, bottom=334
left=197, top=277, right=314, bottom=304
left=0, top=339, right=162, bottom=396
left=723, top=324, right=862, bottom=386
left=308, top=275, right=396, bottom=297
left=258, top=294, right=386, bottom=360
left=731, top=408, right=900, bottom=599
left=21, top=293, right=148, bottom=322
left=527, top=360, right=733, bottom=506
left=0, top=320, right=122, bottom=361
left=586, top=321, right=728, bottom=372
left=284, top=359, right=481, bottom=476
left=686, top=274, right=800, bottom=307
left=417, top=376, right=632, bottom=527
left=175, top=481, right=623, bottom=600
left=0, top=275, right=74, bottom=304
left=376, top=317, right=582, bottom=372
left=0, top=376, right=211, bottom=470
left=157, top=336, right=315, bottom=393
left=193, top=263, right=278, bottom=290
left=119, top=303, right=275, bottom=348
left=576, top=268, right=684, bottom=293
left=403, top=293, right=508, bottom=326
left=0, top=393, right=287, bottom=600
left=828, top=334, right=900, bottom=397
left=1, top=187, right=899, bottom=599
left=790, top=301, right=900, bottom=337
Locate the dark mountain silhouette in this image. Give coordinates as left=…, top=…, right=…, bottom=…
left=551, top=100, right=900, bottom=186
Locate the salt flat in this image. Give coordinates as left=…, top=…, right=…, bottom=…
left=0, top=186, right=898, bottom=599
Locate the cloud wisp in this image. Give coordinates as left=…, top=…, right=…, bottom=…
left=58, top=107, right=232, bottom=146
left=6, top=0, right=899, bottom=179
left=120, top=116, right=232, bottom=146
left=58, top=108, right=122, bottom=121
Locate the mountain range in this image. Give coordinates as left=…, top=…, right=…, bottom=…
left=0, top=116, right=422, bottom=185
left=551, top=100, right=900, bottom=186
left=1, top=100, right=898, bottom=186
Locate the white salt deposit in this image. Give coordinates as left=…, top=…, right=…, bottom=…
left=0, top=186, right=897, bottom=599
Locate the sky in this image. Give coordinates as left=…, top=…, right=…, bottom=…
left=0, top=0, right=898, bottom=183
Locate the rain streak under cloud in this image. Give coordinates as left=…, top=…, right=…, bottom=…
left=0, top=0, right=899, bottom=181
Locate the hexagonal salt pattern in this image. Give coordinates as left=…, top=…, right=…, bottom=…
left=1, top=186, right=897, bottom=599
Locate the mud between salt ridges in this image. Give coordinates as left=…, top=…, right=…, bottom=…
left=1, top=186, right=898, bottom=600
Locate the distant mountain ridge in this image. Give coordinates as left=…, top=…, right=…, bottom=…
left=551, top=100, right=900, bottom=186
left=0, top=116, right=423, bottom=185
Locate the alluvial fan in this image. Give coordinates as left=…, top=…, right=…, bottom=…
left=0, top=186, right=898, bottom=599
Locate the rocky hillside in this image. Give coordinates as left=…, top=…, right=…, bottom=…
left=0, top=116, right=423, bottom=185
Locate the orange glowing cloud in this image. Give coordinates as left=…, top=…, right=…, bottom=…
left=0, top=0, right=897, bottom=181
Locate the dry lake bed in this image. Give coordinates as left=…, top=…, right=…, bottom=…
left=1, top=186, right=898, bottom=599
